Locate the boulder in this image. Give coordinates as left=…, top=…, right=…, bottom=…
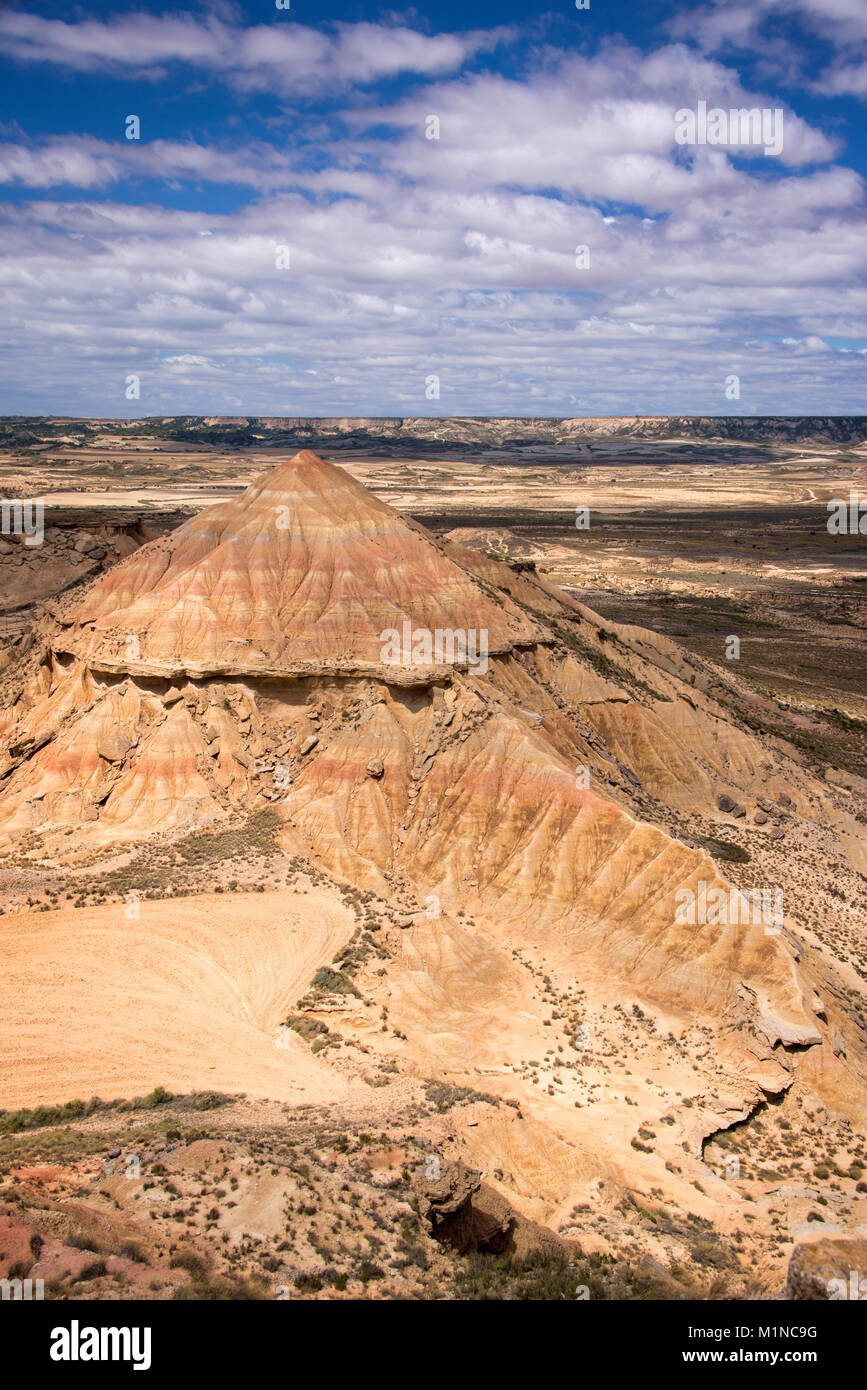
left=413, top=1159, right=567, bottom=1258
left=786, top=1237, right=867, bottom=1300
left=96, top=730, right=136, bottom=763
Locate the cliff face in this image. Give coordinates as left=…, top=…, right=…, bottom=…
left=16, top=415, right=862, bottom=451
left=228, top=415, right=867, bottom=446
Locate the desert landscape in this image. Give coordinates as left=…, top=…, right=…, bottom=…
left=0, top=417, right=865, bottom=1304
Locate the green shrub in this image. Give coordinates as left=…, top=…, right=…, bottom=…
left=310, top=967, right=360, bottom=998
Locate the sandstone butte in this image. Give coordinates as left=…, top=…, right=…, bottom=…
left=0, top=450, right=864, bottom=1233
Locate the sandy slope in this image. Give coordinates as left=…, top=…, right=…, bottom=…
left=0, top=889, right=357, bottom=1109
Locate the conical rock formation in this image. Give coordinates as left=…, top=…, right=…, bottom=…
left=1, top=452, right=864, bottom=1182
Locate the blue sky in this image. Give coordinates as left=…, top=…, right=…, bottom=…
left=1, top=0, right=866, bottom=416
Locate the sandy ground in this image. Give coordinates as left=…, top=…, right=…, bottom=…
left=36, top=489, right=239, bottom=509
left=0, top=889, right=358, bottom=1109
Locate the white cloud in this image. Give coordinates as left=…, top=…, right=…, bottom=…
left=359, top=45, right=838, bottom=215
left=818, top=59, right=867, bottom=97
left=0, top=136, right=303, bottom=190
left=0, top=11, right=511, bottom=93
left=672, top=0, right=867, bottom=100
left=0, top=18, right=863, bottom=413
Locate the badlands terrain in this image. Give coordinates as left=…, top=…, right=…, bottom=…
left=0, top=418, right=865, bottom=1301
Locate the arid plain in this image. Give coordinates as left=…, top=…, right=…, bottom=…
left=0, top=416, right=865, bottom=1302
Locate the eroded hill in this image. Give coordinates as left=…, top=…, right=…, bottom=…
left=1, top=451, right=865, bottom=1296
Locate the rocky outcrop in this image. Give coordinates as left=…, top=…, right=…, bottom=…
left=147, top=415, right=867, bottom=449
left=413, top=1159, right=565, bottom=1258
left=786, top=1238, right=867, bottom=1300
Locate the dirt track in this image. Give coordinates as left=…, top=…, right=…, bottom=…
left=0, top=889, right=357, bottom=1109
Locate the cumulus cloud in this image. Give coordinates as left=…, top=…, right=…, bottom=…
left=0, top=10, right=511, bottom=92
left=0, top=12, right=863, bottom=414
left=672, top=0, right=867, bottom=99
left=0, top=137, right=304, bottom=190
left=361, top=44, right=838, bottom=230
left=682, top=0, right=867, bottom=49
